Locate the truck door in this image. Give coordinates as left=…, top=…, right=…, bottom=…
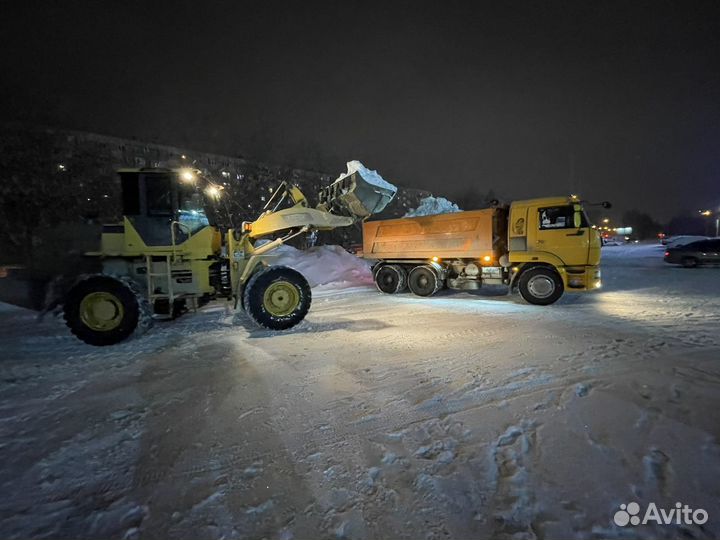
left=534, top=204, right=590, bottom=266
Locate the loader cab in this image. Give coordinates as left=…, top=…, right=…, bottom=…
left=119, top=168, right=211, bottom=247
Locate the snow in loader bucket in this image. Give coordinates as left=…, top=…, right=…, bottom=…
left=318, top=160, right=397, bottom=219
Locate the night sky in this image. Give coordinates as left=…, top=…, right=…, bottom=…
left=2, top=1, right=719, bottom=221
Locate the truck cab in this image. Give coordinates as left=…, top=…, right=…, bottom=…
left=508, top=196, right=601, bottom=292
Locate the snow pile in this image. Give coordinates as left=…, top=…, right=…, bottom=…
left=336, top=160, right=397, bottom=193
left=404, top=196, right=462, bottom=217
left=264, top=244, right=373, bottom=288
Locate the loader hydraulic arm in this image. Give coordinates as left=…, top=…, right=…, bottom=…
left=225, top=163, right=396, bottom=329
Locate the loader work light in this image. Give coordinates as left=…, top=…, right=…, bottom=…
left=205, top=185, right=222, bottom=199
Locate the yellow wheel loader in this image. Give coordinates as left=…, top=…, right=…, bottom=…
left=59, top=167, right=395, bottom=346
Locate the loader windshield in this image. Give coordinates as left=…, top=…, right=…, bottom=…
left=178, top=186, right=210, bottom=233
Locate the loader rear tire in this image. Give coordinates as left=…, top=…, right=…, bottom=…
left=374, top=264, right=407, bottom=294
left=63, top=275, right=149, bottom=346
left=243, top=266, right=311, bottom=330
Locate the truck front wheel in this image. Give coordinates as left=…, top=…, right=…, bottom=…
left=518, top=267, right=564, bottom=305
left=374, top=264, right=407, bottom=294
left=243, top=266, right=311, bottom=330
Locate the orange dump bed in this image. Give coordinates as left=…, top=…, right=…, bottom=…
left=362, top=209, right=500, bottom=260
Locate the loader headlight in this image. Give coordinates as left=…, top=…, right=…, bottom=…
left=205, top=185, right=223, bottom=199
left=180, top=170, right=195, bottom=182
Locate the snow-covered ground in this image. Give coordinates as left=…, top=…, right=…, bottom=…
left=1, top=243, right=720, bottom=540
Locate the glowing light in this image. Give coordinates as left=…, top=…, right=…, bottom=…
left=181, top=154, right=187, bottom=159
left=431, top=256, right=439, bottom=262
left=699, top=210, right=712, bottom=216
left=483, top=255, right=492, bottom=262
left=180, top=170, right=195, bottom=182
left=205, top=185, right=222, bottom=199
left=602, top=218, right=610, bottom=224
left=57, top=164, right=66, bottom=171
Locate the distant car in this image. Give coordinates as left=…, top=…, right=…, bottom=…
left=664, top=239, right=720, bottom=267
left=601, top=237, right=623, bottom=246
left=664, top=235, right=710, bottom=248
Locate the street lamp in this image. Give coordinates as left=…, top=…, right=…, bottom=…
left=698, top=209, right=718, bottom=236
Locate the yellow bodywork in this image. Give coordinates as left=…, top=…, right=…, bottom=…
left=508, top=196, right=601, bottom=291
left=93, top=218, right=220, bottom=299
left=249, top=206, right=354, bottom=238
left=98, top=217, right=221, bottom=258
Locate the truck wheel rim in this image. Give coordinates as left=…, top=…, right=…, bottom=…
left=80, top=292, right=124, bottom=331
left=527, top=275, right=555, bottom=299
left=263, top=281, right=300, bottom=317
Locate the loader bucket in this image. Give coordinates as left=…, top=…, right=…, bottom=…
left=317, top=170, right=396, bottom=220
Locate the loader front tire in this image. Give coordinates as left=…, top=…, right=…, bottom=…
left=243, top=266, right=311, bottom=330
left=64, top=276, right=148, bottom=346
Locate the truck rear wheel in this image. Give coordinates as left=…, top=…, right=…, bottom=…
left=518, top=267, right=563, bottom=305
left=408, top=265, right=442, bottom=297
left=64, top=275, right=150, bottom=346
left=243, top=266, right=311, bottom=330
left=374, top=264, right=407, bottom=294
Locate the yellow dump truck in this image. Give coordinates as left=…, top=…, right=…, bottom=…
left=362, top=196, right=603, bottom=305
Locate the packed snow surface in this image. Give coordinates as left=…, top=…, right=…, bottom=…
left=404, top=195, right=461, bottom=217
left=1, top=243, right=720, bottom=539
left=336, top=160, right=397, bottom=193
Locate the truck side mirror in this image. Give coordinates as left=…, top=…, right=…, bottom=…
left=602, top=201, right=612, bottom=209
